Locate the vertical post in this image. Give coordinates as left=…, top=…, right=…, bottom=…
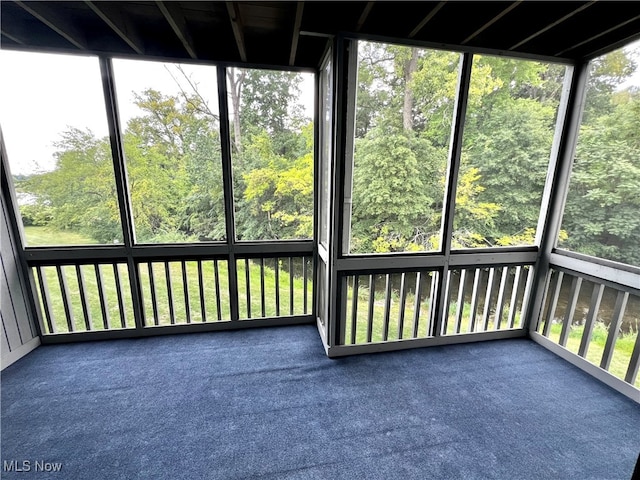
left=328, top=36, right=353, bottom=348
left=525, top=62, right=589, bottom=333
left=217, top=66, right=240, bottom=322
left=99, top=57, right=145, bottom=332
left=432, top=52, right=473, bottom=338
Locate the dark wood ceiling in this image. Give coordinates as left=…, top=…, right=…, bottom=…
left=2, top=1, right=640, bottom=69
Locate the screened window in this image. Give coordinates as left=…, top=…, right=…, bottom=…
left=453, top=55, right=566, bottom=249
left=227, top=67, right=314, bottom=241
left=348, top=41, right=460, bottom=254
left=112, top=59, right=223, bottom=244
left=558, top=41, right=640, bottom=266
left=319, top=57, right=333, bottom=248
left=0, top=51, right=123, bottom=246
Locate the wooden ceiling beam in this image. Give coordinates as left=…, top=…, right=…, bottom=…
left=356, top=2, right=374, bottom=32
left=408, top=1, right=446, bottom=39
left=16, top=0, right=88, bottom=50
left=509, top=1, right=597, bottom=51
left=86, top=1, right=144, bottom=55
left=156, top=1, right=197, bottom=59
left=1, top=28, right=24, bottom=45
left=289, top=2, right=304, bottom=66
left=462, top=1, right=522, bottom=45
left=555, top=14, right=640, bottom=56
left=226, top=2, right=247, bottom=62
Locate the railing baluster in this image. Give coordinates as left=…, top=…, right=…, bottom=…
left=441, top=270, right=452, bottom=335
left=181, top=260, right=191, bottom=324
left=274, top=257, right=280, bottom=316
left=148, top=262, right=159, bottom=326
left=468, top=268, right=481, bottom=333
left=625, top=326, right=640, bottom=385
left=260, top=258, right=266, bottom=317
left=165, top=261, right=175, bottom=325
left=113, top=263, right=127, bottom=328
left=542, top=271, right=564, bottom=337
left=518, top=266, right=534, bottom=328
left=350, top=275, right=359, bottom=345
left=245, top=258, right=251, bottom=319
left=36, top=267, right=55, bottom=334
left=397, top=273, right=408, bottom=339
left=289, top=257, right=294, bottom=316
left=56, top=265, right=74, bottom=332
left=494, top=267, right=509, bottom=330
left=507, top=266, right=522, bottom=329
left=427, top=271, right=438, bottom=337
left=95, top=264, right=110, bottom=330
left=197, top=260, right=206, bottom=323
left=454, top=269, right=466, bottom=334
left=559, top=276, right=582, bottom=347
left=382, top=274, right=392, bottom=341
left=303, top=257, right=308, bottom=314
left=600, top=291, right=629, bottom=371
left=412, top=271, right=423, bottom=339
left=481, top=268, right=495, bottom=331
left=214, top=260, right=222, bottom=321
left=75, top=265, right=92, bottom=331
left=578, top=283, right=604, bottom=357
left=366, top=274, right=375, bottom=343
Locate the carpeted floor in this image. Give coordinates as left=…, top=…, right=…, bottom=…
left=1, top=325, right=639, bottom=479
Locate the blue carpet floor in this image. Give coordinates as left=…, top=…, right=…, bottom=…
left=1, top=325, right=639, bottom=479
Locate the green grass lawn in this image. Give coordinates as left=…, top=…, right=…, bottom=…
left=23, top=226, right=100, bottom=246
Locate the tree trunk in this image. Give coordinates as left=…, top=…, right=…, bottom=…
left=403, top=48, right=419, bottom=132
left=227, top=68, right=245, bottom=155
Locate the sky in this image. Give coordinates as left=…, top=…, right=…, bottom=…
left=0, top=50, right=314, bottom=176
left=1, top=41, right=638, bottom=176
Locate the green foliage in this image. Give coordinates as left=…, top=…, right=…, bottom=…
left=13, top=43, right=639, bottom=267
left=560, top=90, right=640, bottom=264
left=351, top=126, right=446, bottom=252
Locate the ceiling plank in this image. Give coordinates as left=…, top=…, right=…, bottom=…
left=15, top=1, right=88, bottom=50
left=86, top=1, right=144, bottom=55
left=289, top=2, right=304, bottom=66
left=1, top=29, right=24, bottom=45
left=583, top=30, right=640, bottom=61
left=408, top=1, right=446, bottom=39
left=462, top=1, right=522, bottom=45
left=555, top=14, right=640, bottom=56
left=226, top=1, right=247, bottom=62
left=156, top=1, right=197, bottom=59
left=509, top=1, right=597, bottom=51
left=356, top=2, right=374, bottom=32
